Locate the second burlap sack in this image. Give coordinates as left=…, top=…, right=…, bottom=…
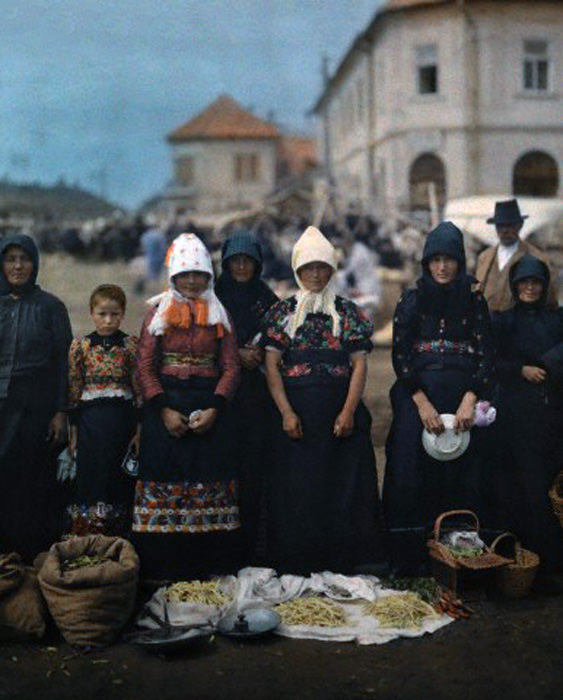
left=38, top=535, right=139, bottom=647
left=0, top=552, right=47, bottom=640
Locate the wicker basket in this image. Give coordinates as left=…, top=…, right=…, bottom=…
left=491, top=532, right=540, bottom=598
left=548, top=470, right=563, bottom=529
left=427, top=510, right=511, bottom=571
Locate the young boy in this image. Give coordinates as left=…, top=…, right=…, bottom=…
left=67, top=284, right=141, bottom=536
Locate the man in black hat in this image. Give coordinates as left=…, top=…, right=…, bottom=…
left=475, top=198, right=556, bottom=311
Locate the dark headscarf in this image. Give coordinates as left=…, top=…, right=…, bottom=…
left=501, top=255, right=559, bottom=374
left=215, top=231, right=277, bottom=345
left=417, top=221, right=473, bottom=318
left=0, top=233, right=40, bottom=296
left=509, top=254, right=550, bottom=309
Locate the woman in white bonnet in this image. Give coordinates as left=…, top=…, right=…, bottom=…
left=132, top=233, right=241, bottom=581
left=262, top=226, right=383, bottom=575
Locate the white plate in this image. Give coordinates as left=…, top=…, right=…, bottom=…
left=422, top=413, right=470, bottom=461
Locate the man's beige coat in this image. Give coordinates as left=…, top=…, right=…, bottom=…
left=475, top=240, right=557, bottom=312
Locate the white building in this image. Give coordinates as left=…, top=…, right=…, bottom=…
left=313, top=0, right=562, bottom=217
left=165, top=95, right=280, bottom=213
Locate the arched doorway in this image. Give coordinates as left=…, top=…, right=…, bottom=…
left=513, top=151, right=559, bottom=197
left=409, top=153, right=446, bottom=211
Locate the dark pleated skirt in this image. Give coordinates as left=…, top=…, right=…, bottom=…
left=0, top=373, right=65, bottom=563
left=67, top=399, right=137, bottom=536
left=231, top=368, right=275, bottom=565
left=383, top=368, right=485, bottom=576
left=490, top=388, right=563, bottom=572
left=266, top=380, right=382, bottom=576
left=75, top=400, right=137, bottom=506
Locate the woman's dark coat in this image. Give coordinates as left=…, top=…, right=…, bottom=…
left=491, top=255, right=563, bottom=571
left=0, top=234, right=72, bottom=561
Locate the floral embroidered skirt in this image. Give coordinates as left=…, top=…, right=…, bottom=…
left=132, top=376, right=241, bottom=579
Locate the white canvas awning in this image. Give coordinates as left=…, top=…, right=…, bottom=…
left=444, top=196, right=563, bottom=247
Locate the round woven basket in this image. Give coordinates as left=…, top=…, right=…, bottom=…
left=548, top=470, right=563, bottom=529
left=491, top=532, right=539, bottom=599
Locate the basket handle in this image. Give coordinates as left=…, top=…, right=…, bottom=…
left=490, top=531, right=519, bottom=559
left=433, top=509, right=480, bottom=541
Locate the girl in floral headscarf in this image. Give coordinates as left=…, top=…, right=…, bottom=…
left=261, top=226, right=384, bottom=575
left=132, top=233, right=241, bottom=581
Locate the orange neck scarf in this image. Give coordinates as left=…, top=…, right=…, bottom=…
left=164, top=296, right=224, bottom=337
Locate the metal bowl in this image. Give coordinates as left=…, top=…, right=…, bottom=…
left=217, top=608, right=281, bottom=638
left=125, top=625, right=213, bottom=653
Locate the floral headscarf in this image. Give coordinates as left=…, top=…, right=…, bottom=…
left=147, top=233, right=231, bottom=337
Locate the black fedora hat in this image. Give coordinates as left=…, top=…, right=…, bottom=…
left=487, top=199, right=528, bottom=225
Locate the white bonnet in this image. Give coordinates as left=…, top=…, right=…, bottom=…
left=167, top=233, right=214, bottom=282
left=291, top=226, right=337, bottom=281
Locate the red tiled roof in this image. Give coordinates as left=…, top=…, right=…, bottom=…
left=167, top=95, right=280, bottom=142
left=277, top=136, right=318, bottom=177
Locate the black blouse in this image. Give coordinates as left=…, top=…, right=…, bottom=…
left=391, top=287, right=495, bottom=397
left=492, top=305, right=563, bottom=405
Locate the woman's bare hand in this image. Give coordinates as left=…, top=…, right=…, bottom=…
left=522, top=365, right=547, bottom=384
left=239, top=347, right=262, bottom=371
left=47, top=411, right=67, bottom=445
left=129, top=426, right=142, bottom=456
left=454, top=393, right=476, bottom=433
left=190, top=408, right=218, bottom=435
left=334, top=410, right=354, bottom=438
left=282, top=410, right=303, bottom=440
left=162, top=407, right=190, bottom=437
left=417, top=401, right=444, bottom=435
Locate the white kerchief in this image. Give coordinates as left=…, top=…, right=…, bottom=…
left=286, top=226, right=340, bottom=339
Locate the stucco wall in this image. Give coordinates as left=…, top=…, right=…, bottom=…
left=170, top=138, right=277, bottom=212
left=317, top=1, right=562, bottom=214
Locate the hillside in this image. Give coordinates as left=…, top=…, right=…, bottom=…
left=0, top=180, right=123, bottom=222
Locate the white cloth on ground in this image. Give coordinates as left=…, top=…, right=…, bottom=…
left=136, top=567, right=453, bottom=646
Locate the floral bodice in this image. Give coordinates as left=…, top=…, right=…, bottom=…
left=68, top=332, right=142, bottom=409
left=261, top=295, right=373, bottom=381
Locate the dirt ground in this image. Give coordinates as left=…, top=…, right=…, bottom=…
left=1, top=256, right=561, bottom=700
left=1, top=593, right=561, bottom=700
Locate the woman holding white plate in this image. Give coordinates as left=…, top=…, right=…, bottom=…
left=383, top=222, right=495, bottom=575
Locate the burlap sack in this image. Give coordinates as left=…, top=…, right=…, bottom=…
left=0, top=553, right=46, bottom=639
left=0, top=553, right=24, bottom=597
left=38, top=535, right=139, bottom=647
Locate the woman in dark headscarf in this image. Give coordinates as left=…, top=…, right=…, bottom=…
left=215, top=231, right=278, bottom=564
left=0, top=234, right=72, bottom=561
left=383, top=222, right=495, bottom=575
left=491, top=255, right=563, bottom=574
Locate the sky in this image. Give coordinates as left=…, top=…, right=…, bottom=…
left=0, top=0, right=384, bottom=209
